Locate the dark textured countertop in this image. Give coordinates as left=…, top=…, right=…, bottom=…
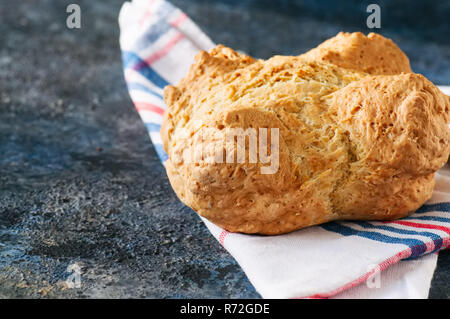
left=0, top=0, right=448, bottom=298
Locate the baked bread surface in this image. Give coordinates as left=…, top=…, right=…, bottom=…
left=161, top=32, right=450, bottom=235
left=300, top=32, right=412, bottom=75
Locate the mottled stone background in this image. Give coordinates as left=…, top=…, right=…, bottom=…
left=0, top=0, right=448, bottom=298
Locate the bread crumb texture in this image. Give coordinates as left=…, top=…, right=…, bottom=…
left=161, top=32, right=450, bottom=235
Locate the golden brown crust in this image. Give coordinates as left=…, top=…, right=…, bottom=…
left=300, top=32, right=412, bottom=75
left=161, top=33, right=450, bottom=235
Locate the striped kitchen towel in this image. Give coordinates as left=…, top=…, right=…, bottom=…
left=119, top=0, right=450, bottom=298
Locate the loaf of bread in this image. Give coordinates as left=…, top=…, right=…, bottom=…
left=161, top=32, right=450, bottom=235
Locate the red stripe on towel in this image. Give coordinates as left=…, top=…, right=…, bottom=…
left=388, top=220, right=450, bottom=235
left=134, top=32, right=184, bottom=70
left=134, top=102, right=165, bottom=115
left=219, top=230, right=230, bottom=247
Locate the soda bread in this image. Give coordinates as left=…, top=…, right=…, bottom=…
left=161, top=32, right=450, bottom=235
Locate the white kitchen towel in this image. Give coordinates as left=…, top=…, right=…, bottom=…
left=119, top=0, right=450, bottom=298
left=333, top=252, right=438, bottom=298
